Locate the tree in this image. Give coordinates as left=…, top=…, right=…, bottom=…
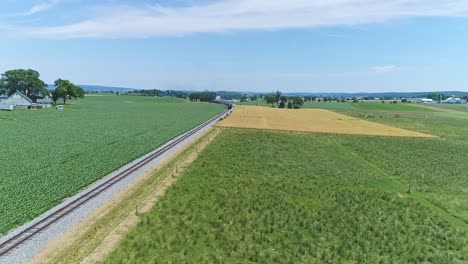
left=264, top=94, right=276, bottom=107
left=53, top=79, right=84, bottom=104
left=280, top=95, right=288, bottom=103
left=51, top=89, right=61, bottom=104
left=0, top=69, right=47, bottom=98
left=275, top=90, right=282, bottom=105
left=278, top=101, right=285, bottom=108
left=291, top=96, right=304, bottom=109
left=287, top=101, right=293, bottom=109
left=427, top=93, right=447, bottom=101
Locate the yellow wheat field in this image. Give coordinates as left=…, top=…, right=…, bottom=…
left=217, top=105, right=435, bottom=138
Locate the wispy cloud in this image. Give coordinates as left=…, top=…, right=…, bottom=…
left=370, top=65, right=400, bottom=73
left=19, top=0, right=468, bottom=38
left=20, top=0, right=58, bottom=16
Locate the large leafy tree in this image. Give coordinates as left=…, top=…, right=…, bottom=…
left=0, top=69, right=47, bottom=97
left=52, top=79, right=84, bottom=104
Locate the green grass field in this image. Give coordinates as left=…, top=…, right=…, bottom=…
left=435, top=103, right=468, bottom=113
left=352, top=102, right=437, bottom=112
left=0, top=95, right=224, bottom=234
left=240, top=100, right=357, bottom=110
left=105, top=113, right=468, bottom=263
left=303, top=101, right=356, bottom=110
left=336, top=110, right=468, bottom=224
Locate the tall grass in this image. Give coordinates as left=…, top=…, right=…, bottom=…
left=104, top=129, right=467, bottom=263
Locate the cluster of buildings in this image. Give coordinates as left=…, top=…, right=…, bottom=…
left=0, top=91, right=52, bottom=111
left=420, top=97, right=467, bottom=104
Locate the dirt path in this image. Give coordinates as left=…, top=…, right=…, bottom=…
left=30, top=128, right=220, bottom=264
left=412, top=104, right=464, bottom=113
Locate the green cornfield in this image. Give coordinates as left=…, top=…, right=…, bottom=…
left=0, top=95, right=224, bottom=234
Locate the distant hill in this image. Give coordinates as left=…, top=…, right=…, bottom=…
left=281, top=91, right=468, bottom=98
left=79, top=85, right=136, bottom=92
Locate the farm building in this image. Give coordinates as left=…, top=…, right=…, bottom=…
left=36, top=97, right=52, bottom=108
left=0, top=103, right=13, bottom=111
left=420, top=98, right=434, bottom=104
left=0, top=91, right=32, bottom=109
left=442, top=97, right=467, bottom=104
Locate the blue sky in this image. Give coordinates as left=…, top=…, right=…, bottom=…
left=1, top=0, right=468, bottom=92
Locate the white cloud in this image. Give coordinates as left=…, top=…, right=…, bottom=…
left=21, top=0, right=468, bottom=38
left=21, top=1, right=58, bottom=16
left=369, top=65, right=400, bottom=73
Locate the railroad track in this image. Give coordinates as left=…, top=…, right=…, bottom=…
left=0, top=108, right=230, bottom=257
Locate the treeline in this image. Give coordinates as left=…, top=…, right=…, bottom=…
left=127, top=89, right=187, bottom=98
left=128, top=89, right=218, bottom=102
left=263, top=91, right=304, bottom=109
left=188, top=92, right=217, bottom=102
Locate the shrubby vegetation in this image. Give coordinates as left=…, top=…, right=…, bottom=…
left=105, top=129, right=467, bottom=263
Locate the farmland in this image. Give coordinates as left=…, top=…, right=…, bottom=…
left=0, top=96, right=224, bottom=234
left=216, top=105, right=434, bottom=137
left=351, top=102, right=437, bottom=112
left=303, top=101, right=356, bottom=110
left=104, top=128, right=467, bottom=263
left=335, top=109, right=468, bottom=223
